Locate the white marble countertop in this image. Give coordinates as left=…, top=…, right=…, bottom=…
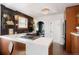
left=0, top=33, right=53, bottom=55
left=71, top=32, right=79, bottom=36
left=0, top=33, right=53, bottom=47
left=0, top=33, right=30, bottom=44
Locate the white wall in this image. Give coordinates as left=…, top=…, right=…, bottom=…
left=34, top=13, right=65, bottom=45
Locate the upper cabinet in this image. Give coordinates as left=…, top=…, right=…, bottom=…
left=1, top=5, right=15, bottom=35
left=0, top=4, right=34, bottom=35
left=14, top=11, right=34, bottom=33
left=66, top=5, right=79, bottom=52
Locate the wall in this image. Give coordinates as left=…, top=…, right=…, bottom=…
left=34, top=13, right=65, bottom=45
left=0, top=4, right=1, bottom=34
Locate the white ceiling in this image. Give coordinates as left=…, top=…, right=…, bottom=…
left=2, top=3, right=79, bottom=17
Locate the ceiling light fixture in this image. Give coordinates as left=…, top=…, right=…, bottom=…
left=42, top=7, right=50, bottom=15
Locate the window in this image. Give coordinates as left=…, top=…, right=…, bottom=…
left=18, top=16, right=28, bottom=28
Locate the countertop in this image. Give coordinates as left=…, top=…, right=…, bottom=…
left=0, top=33, right=53, bottom=47
left=71, top=32, right=79, bottom=36
left=0, top=33, right=53, bottom=55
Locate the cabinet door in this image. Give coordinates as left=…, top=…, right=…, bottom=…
left=71, top=36, right=79, bottom=54
left=66, top=6, right=79, bottom=52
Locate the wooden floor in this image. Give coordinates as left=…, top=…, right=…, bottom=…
left=52, top=42, right=69, bottom=55
left=0, top=41, right=72, bottom=55
left=0, top=43, right=72, bottom=55
left=13, top=42, right=71, bottom=55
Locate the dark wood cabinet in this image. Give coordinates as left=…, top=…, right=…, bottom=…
left=0, top=4, right=34, bottom=35
left=0, top=5, right=15, bottom=35
left=14, top=11, right=34, bottom=33
left=66, top=5, right=79, bottom=52
left=71, top=34, right=79, bottom=54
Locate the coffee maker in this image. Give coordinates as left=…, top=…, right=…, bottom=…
left=36, top=21, right=44, bottom=37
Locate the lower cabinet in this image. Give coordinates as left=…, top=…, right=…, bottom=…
left=71, top=35, right=79, bottom=54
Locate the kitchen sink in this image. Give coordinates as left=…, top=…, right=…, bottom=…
left=20, top=35, right=39, bottom=40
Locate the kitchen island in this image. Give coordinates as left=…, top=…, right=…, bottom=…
left=0, top=33, right=53, bottom=55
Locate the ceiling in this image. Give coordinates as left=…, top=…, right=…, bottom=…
left=2, top=3, right=79, bottom=17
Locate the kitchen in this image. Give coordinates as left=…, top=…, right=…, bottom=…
left=0, top=3, right=79, bottom=55
left=0, top=4, right=53, bottom=55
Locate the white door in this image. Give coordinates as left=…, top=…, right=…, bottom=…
left=50, top=19, right=64, bottom=45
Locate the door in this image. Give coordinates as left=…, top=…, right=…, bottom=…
left=50, top=19, right=64, bottom=45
